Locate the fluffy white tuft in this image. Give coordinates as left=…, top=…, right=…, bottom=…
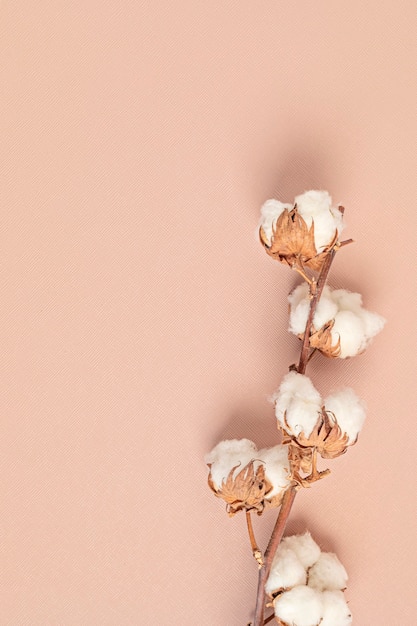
left=308, top=552, right=348, bottom=592
left=274, top=585, right=323, bottom=626
left=331, top=310, right=364, bottom=357
left=259, top=199, right=292, bottom=245
left=204, top=439, right=258, bottom=490
left=281, top=532, right=321, bottom=569
left=331, top=288, right=386, bottom=355
left=257, top=445, right=291, bottom=498
left=288, top=284, right=338, bottom=335
left=288, top=283, right=311, bottom=334
left=273, top=371, right=322, bottom=437
left=288, top=284, right=385, bottom=358
left=266, top=546, right=307, bottom=596
left=294, top=190, right=344, bottom=251
left=313, top=291, right=339, bottom=331
left=324, top=388, right=366, bottom=443
left=320, top=590, right=352, bottom=626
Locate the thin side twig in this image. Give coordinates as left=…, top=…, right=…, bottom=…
left=246, top=511, right=263, bottom=568
left=252, top=485, right=297, bottom=626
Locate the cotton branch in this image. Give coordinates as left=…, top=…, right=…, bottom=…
left=251, top=251, right=336, bottom=626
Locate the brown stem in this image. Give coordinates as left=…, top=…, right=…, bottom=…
left=263, top=612, right=275, bottom=625
left=297, top=250, right=336, bottom=375
left=252, top=485, right=297, bottom=626
left=246, top=511, right=263, bottom=567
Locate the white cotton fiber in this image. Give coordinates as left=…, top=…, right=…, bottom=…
left=324, top=388, right=366, bottom=443
left=331, top=289, right=386, bottom=355
left=273, top=371, right=322, bottom=437
left=205, top=440, right=291, bottom=500
left=205, top=439, right=258, bottom=490
left=313, top=292, right=339, bottom=331
left=257, top=445, right=290, bottom=498
left=288, top=284, right=338, bottom=336
left=294, top=190, right=344, bottom=252
left=288, top=283, right=311, bottom=334
left=281, top=532, right=321, bottom=569
left=274, top=585, right=323, bottom=626
left=331, top=310, right=364, bottom=357
left=320, top=590, right=352, bottom=626
left=259, top=199, right=292, bottom=245
left=331, top=289, right=362, bottom=311
left=266, top=546, right=307, bottom=596
left=295, top=190, right=333, bottom=218
left=308, top=552, right=348, bottom=592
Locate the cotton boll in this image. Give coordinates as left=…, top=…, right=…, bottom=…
left=274, top=585, right=323, bottom=626
left=288, top=284, right=384, bottom=359
left=325, top=388, right=366, bottom=443
left=259, top=199, right=292, bottom=245
left=274, top=372, right=322, bottom=437
left=205, top=439, right=258, bottom=490
left=308, top=552, right=348, bottom=592
left=265, top=547, right=307, bottom=596
left=281, top=532, right=321, bottom=569
left=320, top=590, right=352, bottom=626
left=330, top=289, right=385, bottom=351
left=332, top=310, right=364, bottom=358
left=257, top=445, right=290, bottom=498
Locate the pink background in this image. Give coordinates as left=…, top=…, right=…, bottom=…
left=1, top=2, right=416, bottom=624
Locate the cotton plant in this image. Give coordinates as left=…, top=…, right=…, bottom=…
left=205, top=190, right=385, bottom=625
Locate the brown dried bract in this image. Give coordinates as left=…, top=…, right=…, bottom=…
left=207, top=461, right=274, bottom=516
left=285, top=440, right=313, bottom=474
left=259, top=206, right=338, bottom=272
left=308, top=320, right=341, bottom=358
left=295, top=410, right=350, bottom=460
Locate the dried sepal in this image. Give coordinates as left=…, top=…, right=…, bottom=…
left=279, top=408, right=352, bottom=488
left=296, top=410, right=350, bottom=459
left=308, top=320, right=341, bottom=358
left=207, top=461, right=273, bottom=516
left=259, top=206, right=338, bottom=272
left=285, top=440, right=313, bottom=475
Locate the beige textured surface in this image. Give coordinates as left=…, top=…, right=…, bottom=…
left=1, top=2, right=416, bottom=624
